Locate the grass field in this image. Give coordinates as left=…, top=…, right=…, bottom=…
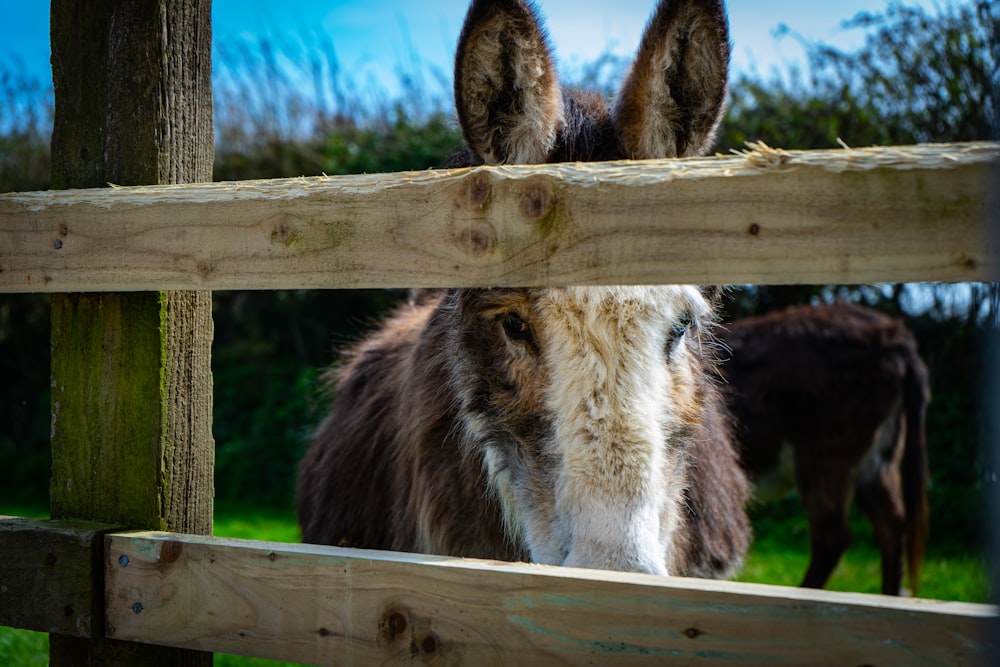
left=1, top=500, right=992, bottom=666
left=739, top=498, right=992, bottom=601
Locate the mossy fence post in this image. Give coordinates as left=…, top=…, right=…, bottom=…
left=48, top=1, right=215, bottom=665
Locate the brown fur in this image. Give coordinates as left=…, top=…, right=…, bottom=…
left=614, top=0, right=730, bottom=158
left=719, top=302, right=930, bottom=595
left=300, top=289, right=751, bottom=576
left=448, top=0, right=730, bottom=166
left=298, top=0, right=750, bottom=578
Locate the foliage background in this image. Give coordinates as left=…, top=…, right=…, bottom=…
left=0, top=0, right=997, bottom=576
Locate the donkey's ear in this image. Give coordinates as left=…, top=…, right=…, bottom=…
left=454, top=0, right=563, bottom=165
left=613, top=0, right=730, bottom=159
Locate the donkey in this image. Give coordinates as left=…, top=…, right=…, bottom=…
left=297, top=0, right=751, bottom=578
left=718, top=302, right=930, bottom=595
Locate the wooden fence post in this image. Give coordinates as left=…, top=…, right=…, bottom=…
left=48, top=1, right=214, bottom=665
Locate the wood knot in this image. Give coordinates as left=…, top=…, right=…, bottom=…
left=748, top=223, right=761, bottom=236
left=521, top=185, right=551, bottom=221
left=455, top=222, right=496, bottom=258
left=380, top=606, right=412, bottom=645
left=159, top=540, right=183, bottom=564
left=959, top=254, right=976, bottom=270
left=269, top=216, right=297, bottom=246
left=684, top=627, right=704, bottom=639
left=196, top=261, right=215, bottom=278
left=421, top=633, right=440, bottom=655
left=464, top=171, right=491, bottom=209
left=388, top=612, right=408, bottom=638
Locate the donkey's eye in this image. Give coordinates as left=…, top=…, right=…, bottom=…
left=665, top=316, right=692, bottom=355
left=502, top=313, right=535, bottom=346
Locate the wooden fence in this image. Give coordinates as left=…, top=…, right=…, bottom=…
left=2, top=142, right=997, bottom=292
left=1, top=142, right=999, bottom=666
left=4, top=521, right=994, bottom=665
left=1, top=2, right=998, bottom=665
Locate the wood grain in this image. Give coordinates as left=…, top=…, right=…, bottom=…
left=0, top=518, right=118, bottom=637
left=2, top=142, right=997, bottom=293
left=47, top=1, right=214, bottom=665
left=106, top=531, right=996, bottom=666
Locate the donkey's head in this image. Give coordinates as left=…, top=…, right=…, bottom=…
left=440, top=287, right=728, bottom=575
left=436, top=0, right=736, bottom=576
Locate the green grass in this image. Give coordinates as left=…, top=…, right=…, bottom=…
left=0, top=505, right=50, bottom=663
left=213, top=504, right=301, bottom=543
left=1, top=500, right=992, bottom=666
left=0, top=504, right=47, bottom=519
left=737, top=496, right=993, bottom=602
left=0, top=627, right=47, bottom=667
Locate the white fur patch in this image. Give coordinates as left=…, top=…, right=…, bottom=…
left=530, top=286, right=708, bottom=574
left=482, top=444, right=526, bottom=547
left=501, top=32, right=563, bottom=164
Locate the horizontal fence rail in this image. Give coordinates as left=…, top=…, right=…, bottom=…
left=101, top=530, right=994, bottom=666
left=0, top=517, right=120, bottom=637
left=1, top=142, right=997, bottom=293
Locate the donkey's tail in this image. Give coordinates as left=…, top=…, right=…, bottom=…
left=901, top=343, right=931, bottom=596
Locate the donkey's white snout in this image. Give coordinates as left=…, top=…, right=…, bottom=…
left=562, top=536, right=669, bottom=576
left=559, top=503, right=670, bottom=575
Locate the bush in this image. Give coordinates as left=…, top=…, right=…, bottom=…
left=717, top=0, right=998, bottom=150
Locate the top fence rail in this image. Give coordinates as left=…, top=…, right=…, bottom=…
left=1, top=142, right=997, bottom=293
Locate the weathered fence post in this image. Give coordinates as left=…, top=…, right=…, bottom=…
left=48, top=1, right=214, bottom=665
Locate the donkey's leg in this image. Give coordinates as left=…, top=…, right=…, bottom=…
left=855, top=473, right=906, bottom=595
left=795, top=453, right=854, bottom=589
left=855, top=416, right=907, bottom=595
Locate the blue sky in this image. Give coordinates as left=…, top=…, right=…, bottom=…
left=3, top=1, right=935, bottom=94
